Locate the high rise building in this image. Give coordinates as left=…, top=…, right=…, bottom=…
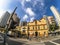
left=0, top=11, right=10, bottom=27
left=47, top=16, right=56, bottom=25
left=21, top=21, right=27, bottom=26
left=43, top=15, right=49, bottom=30
left=50, top=6, right=60, bottom=27
left=7, top=13, right=20, bottom=29
left=0, top=10, right=20, bottom=29
left=12, top=13, right=20, bottom=24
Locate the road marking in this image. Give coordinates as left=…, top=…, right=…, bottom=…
left=24, top=41, right=45, bottom=45
left=49, top=41, right=60, bottom=45
left=0, top=41, right=3, bottom=43
left=6, top=43, right=8, bottom=45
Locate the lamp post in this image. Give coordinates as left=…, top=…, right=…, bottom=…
left=4, top=24, right=9, bottom=45
left=3, top=7, right=17, bottom=45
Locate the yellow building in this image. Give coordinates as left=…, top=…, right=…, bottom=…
left=21, top=18, right=49, bottom=37
left=21, top=26, right=28, bottom=35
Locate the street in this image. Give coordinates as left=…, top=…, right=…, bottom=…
left=0, top=33, right=60, bottom=45
left=7, top=39, right=24, bottom=45
left=7, top=38, right=60, bottom=45
left=0, top=33, right=25, bottom=45
left=44, top=39, right=60, bottom=45
left=0, top=39, right=24, bottom=45
left=0, top=33, right=24, bottom=45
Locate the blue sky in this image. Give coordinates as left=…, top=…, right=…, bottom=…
left=0, top=0, right=60, bottom=22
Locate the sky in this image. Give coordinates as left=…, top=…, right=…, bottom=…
left=0, top=0, right=60, bottom=22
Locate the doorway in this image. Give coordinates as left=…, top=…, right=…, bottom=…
left=35, top=32, right=38, bottom=37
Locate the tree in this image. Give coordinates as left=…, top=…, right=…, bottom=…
left=49, top=23, right=59, bottom=32
left=49, top=25, right=54, bottom=31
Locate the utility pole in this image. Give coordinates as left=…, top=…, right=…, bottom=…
left=3, top=7, right=17, bottom=45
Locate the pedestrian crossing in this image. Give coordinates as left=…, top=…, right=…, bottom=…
left=25, top=40, right=60, bottom=45
left=44, top=39, right=60, bottom=45
left=25, top=39, right=60, bottom=45
left=8, top=37, right=60, bottom=45
left=49, top=41, right=60, bottom=45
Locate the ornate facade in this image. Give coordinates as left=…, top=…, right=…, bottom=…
left=21, top=18, right=49, bottom=37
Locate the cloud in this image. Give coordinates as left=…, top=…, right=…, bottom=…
left=18, top=0, right=31, bottom=7
left=36, top=0, right=44, bottom=2
left=33, top=0, right=45, bottom=7
left=23, top=14, right=28, bottom=21
left=0, top=0, right=11, bottom=8
left=18, top=0, right=25, bottom=7
left=41, top=2, right=44, bottom=6
left=19, top=0, right=25, bottom=7
left=30, top=17, right=35, bottom=22
left=0, top=10, right=6, bottom=18
left=26, top=8, right=35, bottom=16
left=26, top=0, right=31, bottom=2
left=0, top=0, right=12, bottom=18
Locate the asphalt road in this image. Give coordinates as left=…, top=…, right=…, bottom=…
left=0, top=33, right=60, bottom=45
left=0, top=37, right=25, bottom=45
left=44, top=39, right=60, bottom=45
left=0, top=40, right=24, bottom=45
left=7, top=39, right=25, bottom=45
left=53, top=39, right=60, bottom=44
left=0, top=33, right=25, bottom=45
left=44, top=42, right=56, bottom=45
left=0, top=38, right=60, bottom=45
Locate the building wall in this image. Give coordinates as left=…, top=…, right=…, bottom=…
left=7, top=13, right=20, bottom=29
left=21, top=26, right=28, bottom=34
left=13, top=13, right=20, bottom=23
left=48, top=16, right=56, bottom=25
left=21, top=21, right=27, bottom=26
left=21, top=18, right=49, bottom=37
left=50, top=6, right=60, bottom=27
left=0, top=11, right=10, bottom=27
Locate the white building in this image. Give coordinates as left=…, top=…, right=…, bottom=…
left=47, top=16, right=56, bottom=25
left=50, top=6, right=60, bottom=27
left=0, top=11, right=10, bottom=27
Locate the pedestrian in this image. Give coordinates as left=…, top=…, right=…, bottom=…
left=29, top=33, right=32, bottom=40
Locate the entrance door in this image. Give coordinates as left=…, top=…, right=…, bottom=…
left=35, top=32, right=38, bottom=37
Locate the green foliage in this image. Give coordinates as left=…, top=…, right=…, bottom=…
left=49, top=23, right=59, bottom=31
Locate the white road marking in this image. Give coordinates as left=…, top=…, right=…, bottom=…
left=49, top=41, right=60, bottom=45
left=0, top=41, right=3, bottom=43
left=6, top=43, right=8, bottom=45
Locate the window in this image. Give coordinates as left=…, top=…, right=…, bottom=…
left=23, top=27, right=26, bottom=29
left=40, top=26, right=44, bottom=29
left=36, top=26, right=37, bottom=30
left=45, top=25, right=47, bottom=29
left=28, top=26, right=30, bottom=30
left=38, top=26, right=40, bottom=30
left=33, top=26, right=34, bottom=30
left=22, top=30, right=25, bottom=33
